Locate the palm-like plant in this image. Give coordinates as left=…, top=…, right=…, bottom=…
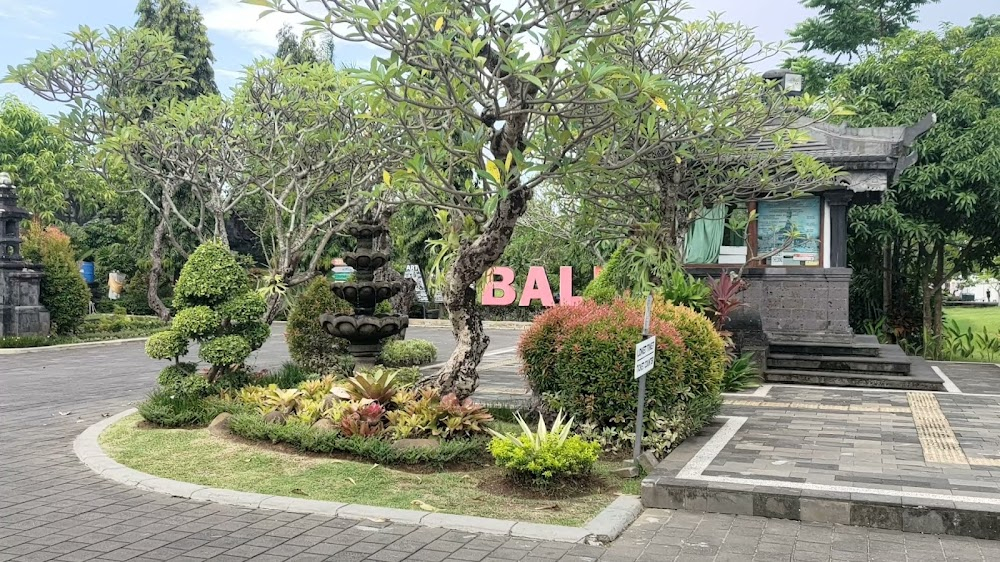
left=346, top=368, right=399, bottom=403
left=488, top=410, right=574, bottom=450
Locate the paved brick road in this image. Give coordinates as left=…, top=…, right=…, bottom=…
left=2, top=335, right=997, bottom=561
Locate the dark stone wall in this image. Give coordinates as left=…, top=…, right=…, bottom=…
left=688, top=267, right=853, bottom=343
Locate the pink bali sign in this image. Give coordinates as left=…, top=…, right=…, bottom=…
left=481, top=266, right=591, bottom=307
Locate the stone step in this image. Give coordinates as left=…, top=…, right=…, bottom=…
left=768, top=339, right=881, bottom=357
left=767, top=353, right=911, bottom=374
left=763, top=369, right=945, bottom=391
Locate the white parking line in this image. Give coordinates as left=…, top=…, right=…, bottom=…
left=421, top=346, right=517, bottom=370
left=932, top=365, right=963, bottom=393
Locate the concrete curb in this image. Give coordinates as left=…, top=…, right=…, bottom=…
left=408, top=319, right=532, bottom=331
left=0, top=336, right=151, bottom=355
left=76, top=409, right=640, bottom=545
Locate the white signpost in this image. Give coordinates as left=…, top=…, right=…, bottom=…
left=634, top=336, right=656, bottom=379
left=632, top=295, right=655, bottom=463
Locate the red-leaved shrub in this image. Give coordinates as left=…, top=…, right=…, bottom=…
left=519, top=297, right=725, bottom=428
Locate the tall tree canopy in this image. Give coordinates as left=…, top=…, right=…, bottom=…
left=275, top=24, right=320, bottom=64
left=791, top=0, right=938, bottom=59
left=0, top=96, right=111, bottom=223
left=136, top=0, right=217, bottom=98
left=785, top=0, right=938, bottom=94
left=834, top=18, right=1000, bottom=351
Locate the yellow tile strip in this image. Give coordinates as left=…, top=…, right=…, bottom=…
left=968, top=457, right=1000, bottom=467
left=907, top=392, right=969, bottom=465
left=723, top=399, right=909, bottom=414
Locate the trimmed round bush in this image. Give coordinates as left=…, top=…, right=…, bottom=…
left=378, top=339, right=437, bottom=367
left=171, top=306, right=220, bottom=340
left=157, top=362, right=198, bottom=387
left=198, top=334, right=252, bottom=366
left=652, top=300, right=727, bottom=397
left=156, top=363, right=214, bottom=398
left=219, top=292, right=267, bottom=326
left=519, top=297, right=726, bottom=428
left=286, top=277, right=353, bottom=375
left=242, top=321, right=271, bottom=350
left=172, top=242, right=250, bottom=309
left=145, top=330, right=189, bottom=360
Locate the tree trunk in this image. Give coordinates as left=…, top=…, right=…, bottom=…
left=655, top=171, right=684, bottom=255
left=932, top=239, right=945, bottom=357
left=882, top=241, right=892, bottom=328
left=147, top=213, right=171, bottom=321
left=919, top=244, right=932, bottom=357
left=263, top=291, right=284, bottom=325
left=420, top=180, right=531, bottom=399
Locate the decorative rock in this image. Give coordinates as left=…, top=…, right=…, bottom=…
left=638, top=450, right=659, bottom=473
left=613, top=459, right=643, bottom=478
left=312, top=418, right=336, bottom=432
left=391, top=438, right=439, bottom=451
left=263, top=411, right=287, bottom=425
left=612, top=464, right=640, bottom=478
left=207, top=412, right=232, bottom=436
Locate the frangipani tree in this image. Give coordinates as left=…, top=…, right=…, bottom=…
left=113, top=59, right=391, bottom=319
left=257, top=0, right=697, bottom=398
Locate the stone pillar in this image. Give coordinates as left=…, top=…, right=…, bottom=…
left=826, top=190, right=853, bottom=268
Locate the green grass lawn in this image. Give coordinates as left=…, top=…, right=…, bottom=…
left=944, top=306, right=1000, bottom=333
left=941, top=306, right=1000, bottom=362
left=100, top=415, right=637, bottom=526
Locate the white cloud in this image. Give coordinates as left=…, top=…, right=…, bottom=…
left=0, top=1, right=55, bottom=26
left=197, top=0, right=306, bottom=50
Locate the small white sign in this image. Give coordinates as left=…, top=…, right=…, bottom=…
left=634, top=336, right=656, bottom=379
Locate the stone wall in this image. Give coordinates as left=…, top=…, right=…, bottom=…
left=688, top=267, right=853, bottom=344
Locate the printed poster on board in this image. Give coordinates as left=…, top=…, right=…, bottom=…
left=756, top=196, right=821, bottom=262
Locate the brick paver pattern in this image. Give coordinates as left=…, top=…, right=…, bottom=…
left=715, top=385, right=1000, bottom=497
left=3, top=336, right=1000, bottom=561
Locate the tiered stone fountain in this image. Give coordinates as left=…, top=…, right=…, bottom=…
left=319, top=222, right=408, bottom=362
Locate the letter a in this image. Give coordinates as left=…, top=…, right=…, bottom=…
left=520, top=266, right=555, bottom=307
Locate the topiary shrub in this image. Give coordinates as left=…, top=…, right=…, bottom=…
left=145, top=330, right=189, bottom=360
left=147, top=242, right=269, bottom=382
left=21, top=223, right=90, bottom=334
left=286, top=277, right=354, bottom=376
left=378, top=339, right=437, bottom=367
left=519, top=297, right=726, bottom=448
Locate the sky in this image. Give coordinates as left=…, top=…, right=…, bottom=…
left=0, top=0, right=993, bottom=116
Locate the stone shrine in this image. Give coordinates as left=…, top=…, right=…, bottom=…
left=0, top=172, right=50, bottom=338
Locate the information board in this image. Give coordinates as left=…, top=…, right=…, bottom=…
left=756, top=196, right=821, bottom=266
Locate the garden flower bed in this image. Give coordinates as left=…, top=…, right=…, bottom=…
left=100, top=413, right=638, bottom=526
